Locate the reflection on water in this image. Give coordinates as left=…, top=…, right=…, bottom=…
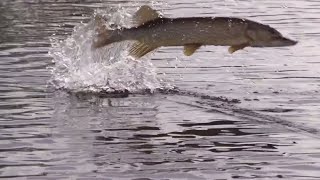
left=48, top=91, right=310, bottom=179
left=1, top=0, right=320, bottom=179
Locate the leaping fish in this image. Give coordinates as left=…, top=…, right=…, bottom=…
left=92, top=5, right=297, bottom=58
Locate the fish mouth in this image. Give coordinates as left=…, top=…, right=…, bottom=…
left=275, top=37, right=297, bottom=47
left=252, top=37, right=298, bottom=47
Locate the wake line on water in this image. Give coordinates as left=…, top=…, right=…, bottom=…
left=165, top=90, right=320, bottom=139
left=58, top=84, right=320, bottom=138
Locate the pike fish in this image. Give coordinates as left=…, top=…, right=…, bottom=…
left=92, top=5, right=297, bottom=58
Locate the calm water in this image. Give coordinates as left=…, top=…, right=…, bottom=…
left=1, top=0, right=320, bottom=179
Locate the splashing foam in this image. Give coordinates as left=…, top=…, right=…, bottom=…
left=49, top=6, right=170, bottom=93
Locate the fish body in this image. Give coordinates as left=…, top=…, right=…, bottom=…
left=122, top=17, right=249, bottom=46
left=93, top=5, right=297, bottom=58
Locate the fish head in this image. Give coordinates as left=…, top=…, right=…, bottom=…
left=246, top=23, right=297, bottom=47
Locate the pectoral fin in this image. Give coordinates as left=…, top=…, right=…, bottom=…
left=133, top=5, right=162, bottom=25
left=228, top=43, right=249, bottom=54
left=129, top=42, right=157, bottom=58
left=184, top=44, right=202, bottom=56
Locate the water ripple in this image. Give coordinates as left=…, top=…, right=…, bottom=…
left=0, top=0, right=320, bottom=179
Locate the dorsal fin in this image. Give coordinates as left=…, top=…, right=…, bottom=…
left=133, top=5, right=162, bottom=25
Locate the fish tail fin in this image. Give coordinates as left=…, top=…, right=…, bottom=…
left=92, top=15, right=121, bottom=49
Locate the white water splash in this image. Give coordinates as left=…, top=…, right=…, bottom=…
left=48, top=6, right=170, bottom=93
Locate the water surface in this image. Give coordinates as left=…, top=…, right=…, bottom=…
left=0, top=0, right=320, bottom=179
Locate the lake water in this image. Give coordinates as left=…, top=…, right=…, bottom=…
left=0, top=0, right=320, bottom=179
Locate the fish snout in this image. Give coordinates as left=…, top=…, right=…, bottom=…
left=275, top=37, right=298, bottom=47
